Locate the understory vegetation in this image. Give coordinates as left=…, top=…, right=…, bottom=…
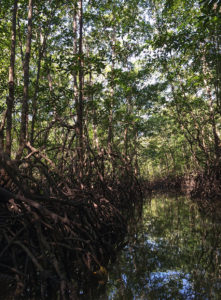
left=0, top=0, right=220, bottom=298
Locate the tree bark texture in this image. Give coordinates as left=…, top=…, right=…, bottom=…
left=6, top=0, right=18, bottom=156
left=77, top=0, right=84, bottom=165
left=19, top=0, right=34, bottom=154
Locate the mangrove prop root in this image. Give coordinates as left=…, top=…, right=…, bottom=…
left=0, top=150, right=142, bottom=298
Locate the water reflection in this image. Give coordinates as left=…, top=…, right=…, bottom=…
left=104, top=194, right=221, bottom=299
left=2, top=194, right=221, bottom=299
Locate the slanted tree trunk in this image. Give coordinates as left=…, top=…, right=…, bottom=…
left=18, top=0, right=33, bottom=157
left=6, top=0, right=18, bottom=156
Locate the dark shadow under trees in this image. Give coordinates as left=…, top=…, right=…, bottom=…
left=0, top=144, right=143, bottom=299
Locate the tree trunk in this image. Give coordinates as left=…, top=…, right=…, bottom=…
left=108, top=30, right=116, bottom=154
left=18, top=0, right=33, bottom=157
left=88, top=71, right=100, bottom=151
left=76, top=0, right=84, bottom=165
left=108, top=99, right=113, bottom=153
left=124, top=96, right=132, bottom=157
left=6, top=0, right=18, bottom=156
left=0, top=110, right=7, bottom=150
left=30, top=32, right=47, bottom=145
left=72, top=4, right=78, bottom=137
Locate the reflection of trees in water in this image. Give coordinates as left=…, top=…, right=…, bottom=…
left=78, top=199, right=144, bottom=300
left=104, top=194, right=221, bottom=299
left=191, top=220, right=221, bottom=298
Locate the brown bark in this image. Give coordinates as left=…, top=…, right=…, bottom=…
left=108, top=30, right=116, bottom=154
left=30, top=32, right=47, bottom=145
left=76, top=0, right=84, bottom=165
left=17, top=16, right=24, bottom=68
left=108, top=100, right=113, bottom=153
left=72, top=4, right=79, bottom=149
left=124, top=96, right=132, bottom=157
left=0, top=110, right=7, bottom=150
left=18, top=0, right=34, bottom=157
left=73, top=4, right=78, bottom=104
left=89, top=72, right=100, bottom=151
left=6, top=0, right=18, bottom=156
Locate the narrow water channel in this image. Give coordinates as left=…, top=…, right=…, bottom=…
left=2, top=194, right=221, bottom=299
left=100, top=194, right=221, bottom=299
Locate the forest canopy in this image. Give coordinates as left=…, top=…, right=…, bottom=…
left=0, top=0, right=220, bottom=186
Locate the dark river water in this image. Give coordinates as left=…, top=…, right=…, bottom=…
left=97, top=194, right=221, bottom=300
left=2, top=194, right=221, bottom=299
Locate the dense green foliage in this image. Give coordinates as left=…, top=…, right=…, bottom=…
left=0, top=0, right=220, bottom=186
left=0, top=0, right=146, bottom=164
left=140, top=0, right=221, bottom=183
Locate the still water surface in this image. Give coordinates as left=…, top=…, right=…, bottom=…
left=2, top=194, right=221, bottom=299
left=100, top=194, right=221, bottom=299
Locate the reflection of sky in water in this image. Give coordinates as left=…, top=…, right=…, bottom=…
left=116, top=246, right=194, bottom=298
left=149, top=271, right=193, bottom=296
left=121, top=269, right=193, bottom=295
left=104, top=195, right=221, bottom=300
left=108, top=270, right=195, bottom=299
left=145, top=237, right=158, bottom=249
